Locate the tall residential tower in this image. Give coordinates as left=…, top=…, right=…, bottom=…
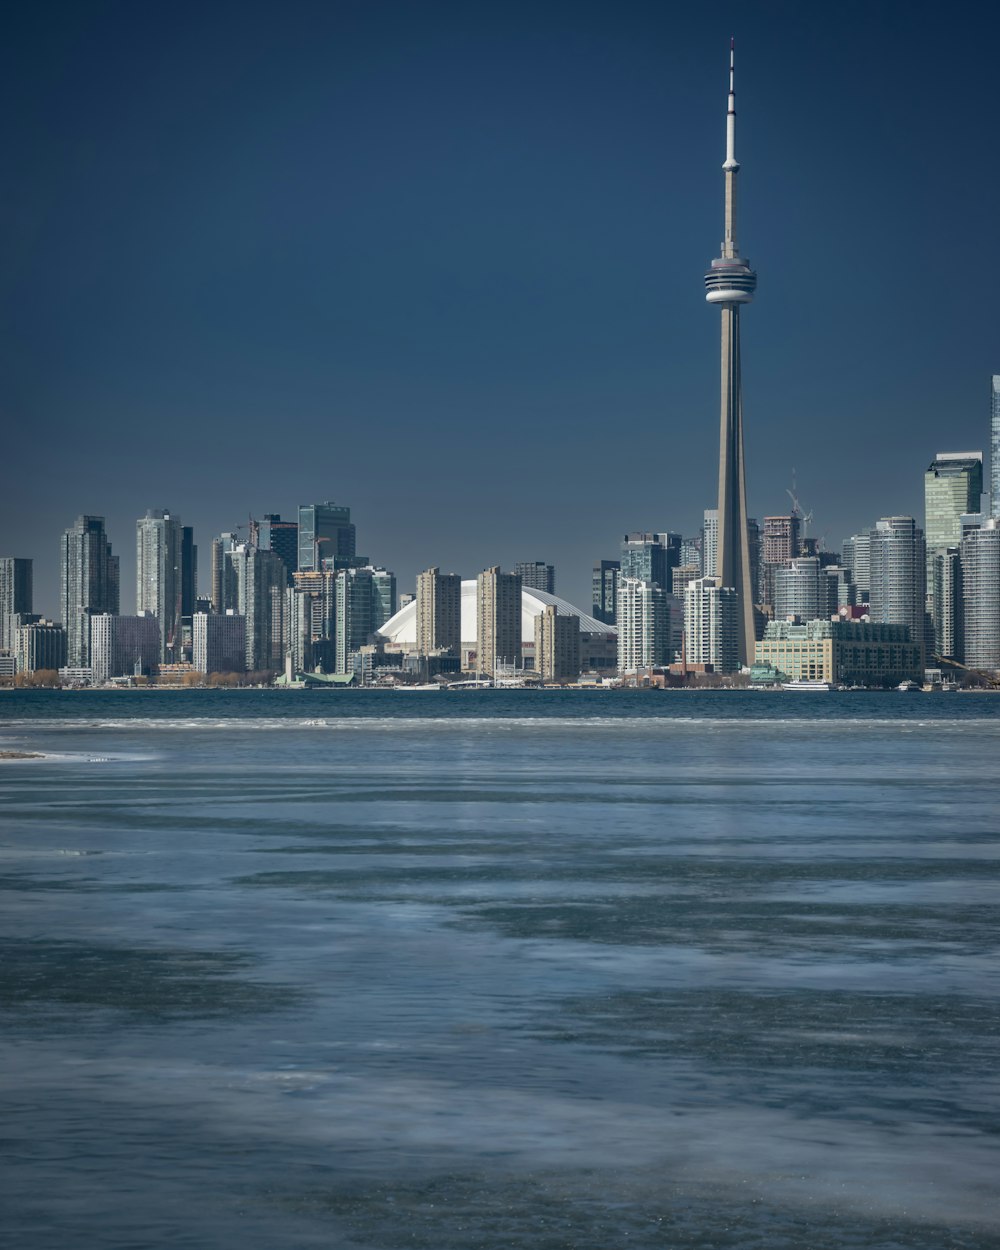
left=705, top=41, right=757, bottom=664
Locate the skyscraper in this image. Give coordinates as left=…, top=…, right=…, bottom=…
left=261, top=515, right=298, bottom=585
left=515, top=562, right=555, bottom=594
left=961, top=520, right=1000, bottom=669
left=683, top=576, right=740, bottom=674
left=620, top=534, right=669, bottom=589
left=60, top=516, right=119, bottom=668
left=476, top=566, right=521, bottom=677
left=0, top=558, right=33, bottom=651
left=991, top=377, right=1000, bottom=519
left=869, top=517, right=927, bottom=649
left=702, top=510, right=718, bottom=578
left=227, top=545, right=287, bottom=672
left=705, top=42, right=757, bottom=665
left=136, top=510, right=183, bottom=663
left=842, top=533, right=872, bottom=604
left=298, top=501, right=356, bottom=573
left=925, top=453, right=981, bottom=654
left=616, top=578, right=668, bottom=673
left=592, top=560, right=620, bottom=625
left=416, top=568, right=462, bottom=656
left=534, top=605, right=580, bottom=682
left=925, top=453, right=983, bottom=556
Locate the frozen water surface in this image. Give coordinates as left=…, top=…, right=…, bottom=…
left=1, top=689, right=999, bottom=1248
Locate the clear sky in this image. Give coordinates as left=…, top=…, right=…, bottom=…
left=2, top=0, right=997, bottom=616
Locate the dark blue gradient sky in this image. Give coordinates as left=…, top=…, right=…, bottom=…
left=2, top=0, right=997, bottom=615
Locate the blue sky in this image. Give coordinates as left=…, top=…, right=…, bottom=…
left=2, top=0, right=997, bottom=614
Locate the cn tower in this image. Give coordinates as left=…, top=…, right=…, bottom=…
left=705, top=39, right=757, bottom=665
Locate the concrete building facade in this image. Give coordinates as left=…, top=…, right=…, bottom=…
left=617, top=578, right=668, bottom=673
left=476, top=567, right=522, bottom=677
left=136, top=509, right=183, bottom=663
left=416, top=568, right=462, bottom=656
left=534, top=605, right=580, bottom=682
left=684, top=576, right=739, bottom=674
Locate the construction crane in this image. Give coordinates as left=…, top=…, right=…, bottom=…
left=932, top=655, right=1000, bottom=689
left=786, top=468, right=814, bottom=541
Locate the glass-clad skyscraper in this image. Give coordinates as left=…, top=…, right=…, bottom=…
left=991, top=377, right=1000, bottom=519
left=298, top=502, right=356, bottom=573
left=60, top=516, right=119, bottom=668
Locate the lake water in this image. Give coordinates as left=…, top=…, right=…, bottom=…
left=1, top=689, right=999, bottom=1248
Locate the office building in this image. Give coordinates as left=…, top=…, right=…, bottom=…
left=925, top=453, right=983, bottom=556
left=592, top=560, right=620, bottom=625
left=90, top=613, right=160, bottom=681
left=298, top=501, right=356, bottom=573
left=515, top=562, right=555, bottom=594
left=193, top=612, right=246, bottom=675
left=704, top=43, right=758, bottom=663
left=869, top=517, right=927, bottom=650
left=60, top=516, right=119, bottom=668
left=617, top=578, right=669, bottom=673
left=261, top=515, right=298, bottom=585
left=534, top=605, right=580, bottom=681
left=476, top=566, right=522, bottom=677
left=961, top=519, right=1000, bottom=669
left=416, top=568, right=462, bottom=655
left=14, top=620, right=66, bottom=673
left=0, top=558, right=33, bottom=650
left=684, top=576, right=739, bottom=673
left=754, top=618, right=922, bottom=687
left=136, top=510, right=183, bottom=663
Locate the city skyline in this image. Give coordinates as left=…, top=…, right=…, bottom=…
left=2, top=6, right=1000, bottom=618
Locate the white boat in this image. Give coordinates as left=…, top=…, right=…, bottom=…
left=896, top=680, right=921, bottom=692
left=393, top=683, right=441, bottom=692
left=781, top=679, right=834, bottom=691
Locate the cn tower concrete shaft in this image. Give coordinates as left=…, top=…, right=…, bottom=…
left=704, top=40, right=757, bottom=666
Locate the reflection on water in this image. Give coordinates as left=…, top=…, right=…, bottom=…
left=1, top=692, right=999, bottom=1248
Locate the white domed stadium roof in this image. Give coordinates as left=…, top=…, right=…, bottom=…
left=377, top=581, right=614, bottom=647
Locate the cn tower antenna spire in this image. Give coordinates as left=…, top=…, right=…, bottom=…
left=725, top=38, right=738, bottom=172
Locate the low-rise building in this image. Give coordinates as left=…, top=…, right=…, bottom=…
left=15, top=619, right=67, bottom=673
left=754, top=618, right=921, bottom=687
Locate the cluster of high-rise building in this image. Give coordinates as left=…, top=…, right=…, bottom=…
left=3, top=49, right=1000, bottom=690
